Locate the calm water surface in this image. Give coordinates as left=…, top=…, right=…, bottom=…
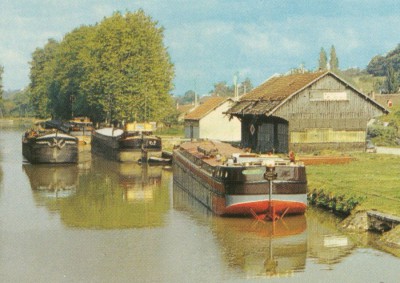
left=1, top=127, right=399, bottom=282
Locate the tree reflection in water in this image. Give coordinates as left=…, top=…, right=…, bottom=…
left=23, top=158, right=170, bottom=229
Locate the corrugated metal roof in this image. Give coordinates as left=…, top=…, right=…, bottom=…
left=185, top=96, right=228, bottom=120
left=227, top=71, right=326, bottom=115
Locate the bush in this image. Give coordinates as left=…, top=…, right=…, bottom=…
left=308, top=189, right=365, bottom=217
left=368, top=124, right=398, bottom=146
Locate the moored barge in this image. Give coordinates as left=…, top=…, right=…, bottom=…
left=91, top=122, right=162, bottom=162
left=22, top=130, right=78, bottom=164
left=173, top=140, right=307, bottom=220
left=64, top=117, right=93, bottom=145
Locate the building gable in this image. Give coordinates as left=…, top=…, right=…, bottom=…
left=185, top=97, right=227, bottom=121
left=227, top=71, right=389, bottom=153
left=227, top=71, right=388, bottom=117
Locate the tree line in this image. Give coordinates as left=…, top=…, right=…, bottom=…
left=318, top=45, right=339, bottom=72
left=177, top=78, right=253, bottom=105
left=366, top=44, right=400, bottom=93
left=29, top=10, right=177, bottom=125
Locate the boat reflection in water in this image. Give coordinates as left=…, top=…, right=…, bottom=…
left=118, top=162, right=162, bottom=203
left=174, top=183, right=360, bottom=278
left=306, top=207, right=356, bottom=269
left=173, top=184, right=307, bottom=278
left=23, top=164, right=78, bottom=199
left=25, top=155, right=170, bottom=229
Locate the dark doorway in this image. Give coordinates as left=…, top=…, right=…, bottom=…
left=242, top=116, right=289, bottom=153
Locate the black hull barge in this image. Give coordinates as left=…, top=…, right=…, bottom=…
left=173, top=140, right=307, bottom=220
left=91, top=127, right=162, bottom=162
left=22, top=131, right=78, bottom=164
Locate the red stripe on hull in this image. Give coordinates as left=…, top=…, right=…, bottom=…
left=223, top=200, right=306, bottom=217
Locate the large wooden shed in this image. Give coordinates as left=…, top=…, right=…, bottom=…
left=226, top=71, right=388, bottom=153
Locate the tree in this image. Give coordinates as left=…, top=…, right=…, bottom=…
left=48, top=26, right=93, bottom=120
left=209, top=77, right=253, bottom=97
left=329, top=45, right=339, bottom=72
left=28, top=10, right=175, bottom=124
left=29, top=39, right=59, bottom=118
left=179, top=90, right=196, bottom=104
left=318, top=48, right=328, bottom=70
left=385, top=64, right=399, bottom=93
left=367, top=55, right=386, bottom=76
left=81, top=10, right=175, bottom=123
left=211, top=81, right=233, bottom=97
left=239, top=77, right=253, bottom=95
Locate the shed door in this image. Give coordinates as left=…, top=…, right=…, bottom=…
left=257, top=123, right=274, bottom=153
left=256, top=121, right=288, bottom=153
left=276, top=123, right=288, bottom=153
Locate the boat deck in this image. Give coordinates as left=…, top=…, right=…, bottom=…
left=179, top=140, right=249, bottom=167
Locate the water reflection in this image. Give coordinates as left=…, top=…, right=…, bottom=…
left=0, top=166, right=2, bottom=196
left=173, top=184, right=307, bottom=278
left=23, top=156, right=170, bottom=229
left=306, top=208, right=356, bottom=268
left=173, top=184, right=360, bottom=278
left=118, top=163, right=162, bottom=203
left=23, top=164, right=78, bottom=199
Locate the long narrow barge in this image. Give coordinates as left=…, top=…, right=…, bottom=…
left=173, top=140, right=307, bottom=220
left=91, top=127, right=162, bottom=162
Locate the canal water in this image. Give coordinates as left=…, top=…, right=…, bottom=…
left=1, top=127, right=399, bottom=282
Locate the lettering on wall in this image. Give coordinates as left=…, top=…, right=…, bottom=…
left=310, top=91, right=348, bottom=101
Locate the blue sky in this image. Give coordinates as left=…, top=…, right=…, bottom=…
left=1, top=0, right=400, bottom=96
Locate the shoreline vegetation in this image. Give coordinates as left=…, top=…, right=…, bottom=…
left=305, top=152, right=400, bottom=257
left=305, top=152, right=400, bottom=218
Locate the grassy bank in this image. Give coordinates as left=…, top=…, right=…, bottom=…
left=306, top=153, right=400, bottom=217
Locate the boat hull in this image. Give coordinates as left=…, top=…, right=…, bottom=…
left=173, top=141, right=307, bottom=219
left=223, top=199, right=307, bottom=217
left=22, top=133, right=78, bottom=164
left=91, top=128, right=162, bottom=162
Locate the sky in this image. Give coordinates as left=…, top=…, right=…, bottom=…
left=1, top=0, right=400, bottom=96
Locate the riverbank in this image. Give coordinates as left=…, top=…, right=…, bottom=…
left=305, top=152, right=400, bottom=257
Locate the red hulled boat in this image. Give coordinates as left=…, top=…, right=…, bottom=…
left=173, top=140, right=307, bottom=220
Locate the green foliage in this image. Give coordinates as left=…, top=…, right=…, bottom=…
left=29, top=39, right=59, bottom=118
left=384, top=64, right=399, bottom=93
left=367, top=55, right=386, bottom=76
left=329, top=45, right=339, bottom=71
left=179, top=90, right=196, bottom=104
left=318, top=47, right=327, bottom=70
left=211, top=81, right=231, bottom=97
left=368, top=123, right=398, bottom=145
left=367, top=44, right=400, bottom=93
left=0, top=89, right=33, bottom=117
left=307, top=153, right=400, bottom=217
left=28, top=10, right=175, bottom=124
left=370, top=104, right=400, bottom=145
left=339, top=68, right=385, bottom=94
left=308, top=189, right=364, bottom=216
left=208, top=77, right=253, bottom=97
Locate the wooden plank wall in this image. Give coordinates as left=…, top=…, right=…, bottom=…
left=273, top=74, right=385, bottom=151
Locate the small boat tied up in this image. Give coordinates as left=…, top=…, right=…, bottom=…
left=173, top=140, right=308, bottom=221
